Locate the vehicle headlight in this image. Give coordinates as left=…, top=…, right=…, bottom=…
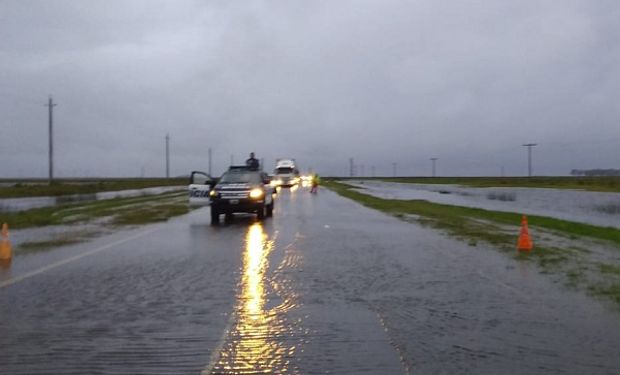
left=209, top=190, right=217, bottom=197
left=249, top=188, right=264, bottom=199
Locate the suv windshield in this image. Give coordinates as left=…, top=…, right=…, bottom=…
left=219, top=171, right=262, bottom=184
left=275, top=167, right=294, bottom=174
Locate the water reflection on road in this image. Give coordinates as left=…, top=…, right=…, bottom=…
left=210, top=222, right=302, bottom=374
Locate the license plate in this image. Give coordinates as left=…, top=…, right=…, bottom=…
left=229, top=199, right=239, bottom=205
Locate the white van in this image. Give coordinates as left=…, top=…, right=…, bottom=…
left=272, top=159, right=300, bottom=187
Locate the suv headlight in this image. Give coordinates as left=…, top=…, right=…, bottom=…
left=249, top=188, right=264, bottom=199
left=209, top=190, right=218, bottom=197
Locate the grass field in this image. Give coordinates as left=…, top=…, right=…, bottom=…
left=336, top=176, right=620, bottom=193
left=0, top=178, right=187, bottom=198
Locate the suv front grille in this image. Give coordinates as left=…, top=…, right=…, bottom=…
left=220, top=191, right=249, bottom=199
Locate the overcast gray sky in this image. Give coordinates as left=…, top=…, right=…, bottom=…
left=1, top=0, right=619, bottom=178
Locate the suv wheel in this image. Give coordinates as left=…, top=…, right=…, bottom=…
left=210, top=208, right=220, bottom=225
left=256, top=205, right=265, bottom=220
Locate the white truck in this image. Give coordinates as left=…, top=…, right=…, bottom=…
left=272, top=159, right=300, bottom=187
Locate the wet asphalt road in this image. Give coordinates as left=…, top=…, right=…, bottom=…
left=1, top=186, right=620, bottom=374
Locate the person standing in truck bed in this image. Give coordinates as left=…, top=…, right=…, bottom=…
left=246, top=152, right=259, bottom=170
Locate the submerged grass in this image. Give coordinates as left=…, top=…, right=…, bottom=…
left=0, top=191, right=188, bottom=229
left=18, top=231, right=101, bottom=254
left=325, top=180, right=620, bottom=307
left=1, top=191, right=192, bottom=253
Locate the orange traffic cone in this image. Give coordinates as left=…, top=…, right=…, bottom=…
left=517, top=215, right=533, bottom=252
left=0, top=223, right=13, bottom=260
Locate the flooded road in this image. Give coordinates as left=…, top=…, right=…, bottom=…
left=346, top=180, right=620, bottom=228
left=1, top=187, right=620, bottom=374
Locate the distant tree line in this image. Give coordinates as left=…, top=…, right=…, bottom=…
left=570, top=169, right=620, bottom=176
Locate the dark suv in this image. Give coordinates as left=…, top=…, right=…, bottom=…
left=209, top=166, right=275, bottom=224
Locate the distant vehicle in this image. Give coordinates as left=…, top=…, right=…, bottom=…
left=209, top=166, right=275, bottom=224
left=188, top=171, right=216, bottom=207
left=272, top=158, right=300, bottom=187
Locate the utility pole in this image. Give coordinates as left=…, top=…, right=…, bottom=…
left=165, top=134, right=170, bottom=178
left=371, top=166, right=375, bottom=177
left=522, top=143, right=537, bottom=177
left=349, top=158, right=354, bottom=177
left=46, top=96, right=57, bottom=184
left=230, top=154, right=234, bottom=166
left=392, top=162, right=397, bottom=177
left=208, top=147, right=212, bottom=176
left=361, top=164, right=365, bottom=177
left=430, top=158, right=438, bottom=177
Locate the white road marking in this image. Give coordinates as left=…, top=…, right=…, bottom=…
left=0, top=228, right=157, bottom=289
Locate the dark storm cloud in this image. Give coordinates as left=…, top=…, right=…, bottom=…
left=1, top=0, right=619, bottom=177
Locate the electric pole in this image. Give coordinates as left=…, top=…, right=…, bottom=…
left=371, top=166, right=375, bottom=177
left=392, top=162, right=397, bottom=177
left=208, top=147, right=212, bottom=176
left=522, top=143, right=537, bottom=177
left=165, top=134, right=170, bottom=178
left=430, top=158, right=438, bottom=177
left=46, top=96, right=57, bottom=184
left=230, top=154, right=234, bottom=166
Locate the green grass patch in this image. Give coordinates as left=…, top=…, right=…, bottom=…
left=591, top=284, right=620, bottom=305
left=335, top=176, right=620, bottom=193
left=17, top=229, right=102, bottom=253
left=600, top=264, right=620, bottom=275
left=19, top=237, right=88, bottom=253
left=112, top=203, right=190, bottom=225
left=0, top=178, right=186, bottom=198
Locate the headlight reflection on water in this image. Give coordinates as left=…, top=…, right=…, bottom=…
left=210, top=223, right=302, bottom=374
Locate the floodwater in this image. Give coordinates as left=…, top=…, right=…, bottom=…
left=0, top=186, right=183, bottom=213
left=1, top=187, right=619, bottom=374
left=346, top=180, right=620, bottom=228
